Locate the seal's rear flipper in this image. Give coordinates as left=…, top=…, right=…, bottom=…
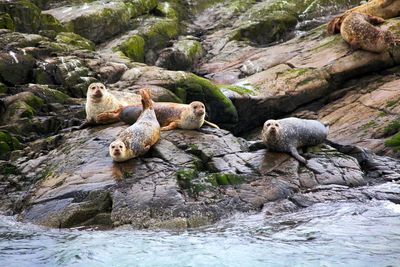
left=204, top=120, right=220, bottom=129
left=139, top=88, right=153, bottom=110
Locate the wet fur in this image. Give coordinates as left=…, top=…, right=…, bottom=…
left=98, top=101, right=219, bottom=130
left=261, top=117, right=329, bottom=164
left=327, top=0, right=400, bottom=34
left=109, top=89, right=160, bottom=162
left=340, top=12, right=396, bottom=53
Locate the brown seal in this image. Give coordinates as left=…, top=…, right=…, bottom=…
left=340, top=12, right=397, bottom=53
left=327, top=0, right=400, bottom=34
left=109, top=89, right=160, bottom=162
left=97, top=101, right=219, bottom=131
left=261, top=117, right=329, bottom=164
left=81, top=82, right=139, bottom=128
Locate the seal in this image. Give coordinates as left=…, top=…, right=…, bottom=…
left=97, top=101, right=219, bottom=131
left=84, top=82, right=126, bottom=125
left=109, top=88, right=160, bottom=162
left=261, top=117, right=329, bottom=164
left=327, top=0, right=400, bottom=34
left=340, top=12, right=397, bottom=53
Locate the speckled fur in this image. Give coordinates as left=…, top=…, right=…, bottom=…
left=99, top=101, right=218, bottom=131
left=261, top=117, right=329, bottom=164
left=327, top=0, right=400, bottom=34
left=340, top=12, right=396, bottom=53
left=109, top=89, right=160, bottom=162
left=85, top=82, right=129, bottom=124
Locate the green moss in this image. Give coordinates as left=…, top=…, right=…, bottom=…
left=155, top=2, right=179, bottom=19
left=221, top=85, right=255, bottom=95
left=384, top=132, right=400, bottom=152
left=172, top=74, right=238, bottom=123
left=176, top=168, right=198, bottom=190
left=0, top=141, right=10, bottom=156
left=208, top=173, right=243, bottom=186
left=384, top=117, right=400, bottom=136
left=0, top=12, right=14, bottom=30
left=0, top=0, right=42, bottom=33
left=56, top=32, right=95, bottom=51
left=40, top=13, right=65, bottom=33
left=0, top=131, right=22, bottom=157
left=118, top=35, right=145, bottom=62
left=25, top=94, right=44, bottom=110
left=360, top=120, right=377, bottom=130
left=0, top=82, right=6, bottom=94
left=141, top=18, right=179, bottom=50
left=0, top=163, right=20, bottom=176
left=386, top=97, right=400, bottom=108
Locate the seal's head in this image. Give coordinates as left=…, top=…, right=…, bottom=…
left=262, top=120, right=282, bottom=138
left=88, top=83, right=107, bottom=102
left=190, top=101, right=206, bottom=117
left=109, top=140, right=130, bottom=162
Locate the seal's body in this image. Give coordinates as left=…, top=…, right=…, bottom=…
left=97, top=101, right=219, bottom=131
left=340, top=12, right=396, bottom=53
left=261, top=117, right=329, bottom=164
left=85, top=83, right=126, bottom=124
left=109, top=89, right=160, bottom=162
left=327, top=0, right=400, bottom=34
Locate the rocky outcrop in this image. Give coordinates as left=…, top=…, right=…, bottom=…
left=14, top=126, right=395, bottom=229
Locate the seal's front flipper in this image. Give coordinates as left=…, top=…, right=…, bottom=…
left=289, top=146, right=307, bottom=164
left=161, top=121, right=178, bottom=131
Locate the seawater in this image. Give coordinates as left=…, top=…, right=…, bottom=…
left=1, top=200, right=400, bottom=267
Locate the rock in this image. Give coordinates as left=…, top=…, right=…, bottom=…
left=0, top=12, right=14, bottom=30
left=0, top=0, right=63, bottom=33
left=44, top=0, right=158, bottom=43
left=17, top=125, right=394, bottom=229
left=156, top=36, right=203, bottom=71
left=0, top=52, right=35, bottom=85
left=55, top=32, right=95, bottom=51
left=98, top=15, right=180, bottom=64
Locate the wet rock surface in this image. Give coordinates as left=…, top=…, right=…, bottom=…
left=0, top=0, right=399, bottom=229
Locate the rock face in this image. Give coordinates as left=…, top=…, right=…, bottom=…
left=12, top=126, right=374, bottom=228
left=0, top=0, right=400, bottom=229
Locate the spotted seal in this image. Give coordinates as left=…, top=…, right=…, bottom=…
left=261, top=117, right=329, bottom=164
left=109, top=89, right=160, bottom=162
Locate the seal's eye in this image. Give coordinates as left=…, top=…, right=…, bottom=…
left=275, top=123, right=279, bottom=127
left=90, top=87, right=94, bottom=90
left=267, top=123, right=271, bottom=127
left=111, top=145, right=115, bottom=149
left=119, top=145, right=123, bottom=149
left=100, top=86, right=105, bottom=89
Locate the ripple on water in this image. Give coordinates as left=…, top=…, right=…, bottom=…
left=1, top=199, right=400, bottom=267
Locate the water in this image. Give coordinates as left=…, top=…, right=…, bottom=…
left=1, top=200, right=400, bottom=267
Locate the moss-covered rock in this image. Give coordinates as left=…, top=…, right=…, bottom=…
left=40, top=13, right=65, bottom=32
left=156, top=37, right=203, bottom=71
left=171, top=74, right=238, bottom=124
left=118, top=35, right=145, bottom=62
left=0, top=82, right=6, bottom=94
left=45, top=0, right=158, bottom=43
left=0, top=130, right=22, bottom=159
left=385, top=132, right=400, bottom=152
left=231, top=0, right=360, bottom=44
left=55, top=32, right=95, bottom=51
left=0, top=0, right=42, bottom=33
left=207, top=173, right=243, bottom=186
left=0, top=52, right=35, bottom=85
left=0, top=12, right=14, bottom=30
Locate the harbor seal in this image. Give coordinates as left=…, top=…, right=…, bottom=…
left=327, top=0, right=400, bottom=34
left=261, top=117, right=329, bottom=164
left=109, top=88, right=160, bottom=162
left=340, top=12, right=397, bottom=53
left=97, top=101, right=219, bottom=131
left=80, top=82, right=140, bottom=128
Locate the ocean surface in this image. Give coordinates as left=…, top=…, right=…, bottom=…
left=1, top=199, right=400, bottom=267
